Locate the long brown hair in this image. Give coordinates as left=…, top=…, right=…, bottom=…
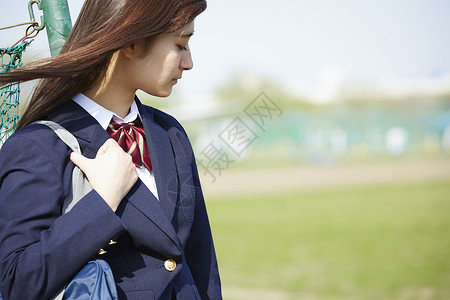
left=0, top=0, right=206, bottom=130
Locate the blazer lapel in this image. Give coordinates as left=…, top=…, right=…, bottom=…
left=138, top=101, right=179, bottom=224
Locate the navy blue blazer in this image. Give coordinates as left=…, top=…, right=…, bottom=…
left=0, top=99, right=222, bottom=299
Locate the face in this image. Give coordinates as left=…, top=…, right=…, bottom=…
left=121, top=22, right=195, bottom=97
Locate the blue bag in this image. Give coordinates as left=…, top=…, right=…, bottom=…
left=0, top=260, right=117, bottom=300
left=64, top=259, right=118, bottom=300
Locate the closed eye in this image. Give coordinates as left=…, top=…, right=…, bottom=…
left=178, top=45, right=188, bottom=52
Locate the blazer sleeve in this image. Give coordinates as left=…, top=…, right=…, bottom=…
left=0, top=133, right=126, bottom=299
left=184, top=157, right=222, bottom=299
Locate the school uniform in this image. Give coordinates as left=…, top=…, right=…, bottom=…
left=0, top=96, right=222, bottom=299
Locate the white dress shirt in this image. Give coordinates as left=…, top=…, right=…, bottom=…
left=72, top=93, right=159, bottom=200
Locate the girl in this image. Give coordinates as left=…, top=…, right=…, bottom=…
left=0, top=0, right=222, bottom=299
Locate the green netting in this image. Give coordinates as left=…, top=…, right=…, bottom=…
left=0, top=41, right=29, bottom=145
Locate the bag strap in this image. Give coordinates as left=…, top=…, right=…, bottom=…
left=33, top=120, right=94, bottom=300
left=33, top=120, right=92, bottom=213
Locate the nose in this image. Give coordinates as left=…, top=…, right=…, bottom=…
left=180, top=49, right=193, bottom=71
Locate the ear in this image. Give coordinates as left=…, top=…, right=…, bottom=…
left=120, top=43, right=136, bottom=59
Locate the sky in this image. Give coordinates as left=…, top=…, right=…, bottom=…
left=2, top=0, right=450, bottom=101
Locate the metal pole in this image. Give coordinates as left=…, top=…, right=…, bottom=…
left=40, top=0, right=72, bottom=57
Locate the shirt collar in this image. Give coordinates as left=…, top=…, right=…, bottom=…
left=72, top=93, right=141, bottom=130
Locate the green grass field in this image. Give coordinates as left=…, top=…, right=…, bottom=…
left=206, top=180, right=450, bottom=300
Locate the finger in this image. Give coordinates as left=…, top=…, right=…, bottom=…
left=105, top=138, right=119, bottom=147
left=96, top=138, right=120, bottom=157
left=70, top=152, right=91, bottom=173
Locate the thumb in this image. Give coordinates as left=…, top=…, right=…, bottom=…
left=70, top=152, right=91, bottom=173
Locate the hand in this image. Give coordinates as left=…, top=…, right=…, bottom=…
left=70, top=139, right=138, bottom=212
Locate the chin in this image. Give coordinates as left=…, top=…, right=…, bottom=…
left=159, top=91, right=172, bottom=98
left=146, top=88, right=172, bottom=98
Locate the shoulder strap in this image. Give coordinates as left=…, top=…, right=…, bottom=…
left=34, top=120, right=81, bottom=154
left=33, top=120, right=92, bottom=214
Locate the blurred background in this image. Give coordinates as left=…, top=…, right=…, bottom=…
left=2, top=0, right=450, bottom=299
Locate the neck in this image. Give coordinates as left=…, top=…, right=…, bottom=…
left=84, top=52, right=136, bottom=118
left=84, top=84, right=136, bottom=118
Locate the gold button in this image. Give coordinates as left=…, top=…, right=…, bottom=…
left=98, top=248, right=107, bottom=255
left=164, top=259, right=176, bottom=271
left=108, top=240, right=117, bottom=246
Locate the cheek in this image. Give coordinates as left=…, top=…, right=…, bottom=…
left=133, top=59, right=160, bottom=86
left=130, top=49, right=181, bottom=93
left=161, top=51, right=181, bottom=73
